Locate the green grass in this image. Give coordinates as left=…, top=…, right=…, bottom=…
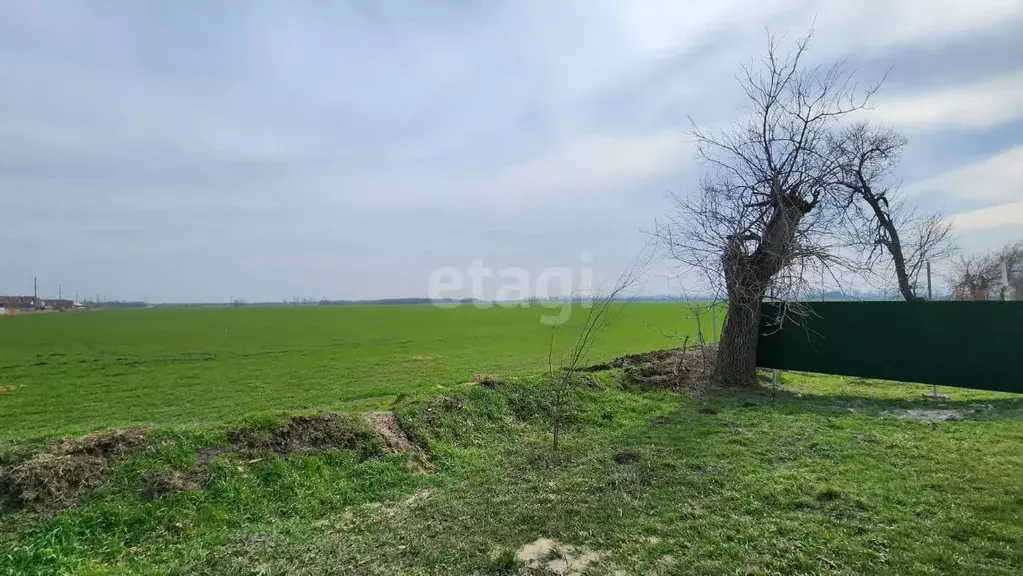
left=1, top=372, right=1020, bottom=575
left=2, top=303, right=1020, bottom=574
left=0, top=304, right=702, bottom=441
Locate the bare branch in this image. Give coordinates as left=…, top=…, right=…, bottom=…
left=546, top=246, right=655, bottom=450
left=832, top=121, right=957, bottom=299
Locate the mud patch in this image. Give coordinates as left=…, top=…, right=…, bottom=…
left=884, top=409, right=967, bottom=423
left=362, top=411, right=414, bottom=453
left=0, top=425, right=152, bottom=512
left=515, top=538, right=604, bottom=575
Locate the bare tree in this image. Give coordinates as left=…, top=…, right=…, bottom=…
left=951, top=254, right=995, bottom=300
left=832, top=122, right=956, bottom=300
left=951, top=241, right=1023, bottom=300
left=657, top=32, right=879, bottom=387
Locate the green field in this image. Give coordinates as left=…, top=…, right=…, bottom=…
left=0, top=304, right=699, bottom=441
left=1, top=304, right=1022, bottom=574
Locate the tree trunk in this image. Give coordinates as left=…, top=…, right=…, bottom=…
left=856, top=180, right=922, bottom=302
left=714, top=194, right=808, bottom=387
left=716, top=288, right=764, bottom=387
left=872, top=203, right=919, bottom=301
left=889, top=240, right=920, bottom=301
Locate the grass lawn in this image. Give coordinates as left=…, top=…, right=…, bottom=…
left=1, top=370, right=1020, bottom=575
left=0, top=304, right=702, bottom=441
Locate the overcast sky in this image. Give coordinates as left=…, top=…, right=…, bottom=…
left=1, top=1, right=1021, bottom=302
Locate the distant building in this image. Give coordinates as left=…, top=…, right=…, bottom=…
left=43, top=299, right=76, bottom=311
left=0, top=296, right=43, bottom=313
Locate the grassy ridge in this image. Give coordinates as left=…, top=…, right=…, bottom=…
left=1, top=372, right=1020, bottom=574
left=0, top=304, right=700, bottom=441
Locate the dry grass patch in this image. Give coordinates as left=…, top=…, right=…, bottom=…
left=0, top=425, right=151, bottom=512
left=515, top=538, right=605, bottom=575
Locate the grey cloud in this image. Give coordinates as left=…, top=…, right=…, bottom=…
left=1, top=0, right=1021, bottom=301
left=845, top=19, right=1023, bottom=94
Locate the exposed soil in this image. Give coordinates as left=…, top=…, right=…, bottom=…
left=0, top=385, right=16, bottom=394
left=362, top=412, right=414, bottom=453
left=515, top=538, right=604, bottom=575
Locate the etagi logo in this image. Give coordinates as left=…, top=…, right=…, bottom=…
left=427, top=252, right=594, bottom=325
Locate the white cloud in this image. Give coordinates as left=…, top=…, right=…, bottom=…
left=909, top=147, right=1023, bottom=203
left=869, top=72, right=1023, bottom=131
left=953, top=200, right=1023, bottom=231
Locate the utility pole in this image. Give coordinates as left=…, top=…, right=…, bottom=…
left=33, top=277, right=37, bottom=309
left=929, top=260, right=937, bottom=398
left=821, top=267, right=825, bottom=301
left=926, top=261, right=932, bottom=301
left=59, top=285, right=62, bottom=300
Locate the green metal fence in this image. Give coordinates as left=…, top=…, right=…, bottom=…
left=756, top=301, right=1023, bottom=394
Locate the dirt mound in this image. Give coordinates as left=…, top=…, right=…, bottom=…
left=2, top=453, right=108, bottom=511
left=587, top=346, right=718, bottom=395
left=229, top=413, right=375, bottom=455
left=1, top=412, right=417, bottom=514
left=362, top=412, right=414, bottom=453
left=56, top=425, right=151, bottom=459
left=0, top=425, right=152, bottom=512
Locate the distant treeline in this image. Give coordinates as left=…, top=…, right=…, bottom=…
left=111, top=291, right=924, bottom=309
left=88, top=301, right=150, bottom=309
left=151, top=298, right=480, bottom=308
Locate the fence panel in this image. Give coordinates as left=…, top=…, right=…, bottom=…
left=756, top=301, right=1023, bottom=394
